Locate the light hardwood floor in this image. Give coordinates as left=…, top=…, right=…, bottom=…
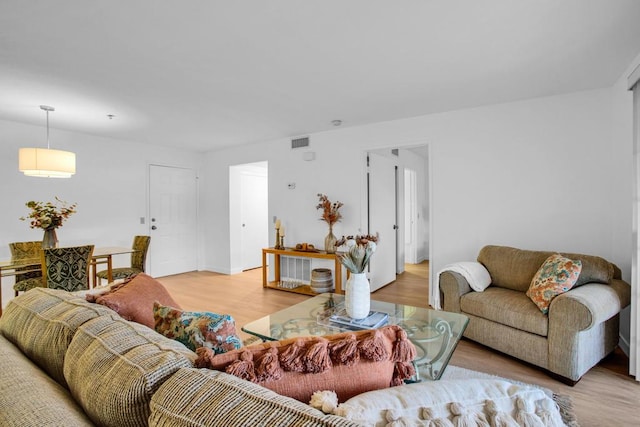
left=158, top=262, right=639, bottom=427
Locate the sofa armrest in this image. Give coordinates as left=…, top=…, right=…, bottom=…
left=550, top=282, right=627, bottom=331
left=610, top=278, right=632, bottom=308
left=439, top=271, right=473, bottom=313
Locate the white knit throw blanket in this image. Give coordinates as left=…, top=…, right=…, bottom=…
left=434, top=262, right=492, bottom=309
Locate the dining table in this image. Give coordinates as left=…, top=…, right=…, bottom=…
left=0, top=246, right=136, bottom=316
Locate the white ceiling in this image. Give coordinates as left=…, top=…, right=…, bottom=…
left=2, top=0, right=640, bottom=152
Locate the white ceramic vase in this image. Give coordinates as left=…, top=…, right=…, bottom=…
left=345, top=272, right=370, bottom=319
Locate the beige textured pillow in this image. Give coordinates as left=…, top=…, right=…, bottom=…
left=0, top=334, right=95, bottom=426
left=64, top=314, right=195, bottom=426
left=0, top=288, right=114, bottom=387
left=149, top=368, right=356, bottom=427
left=93, top=273, right=180, bottom=328
left=196, top=325, right=416, bottom=403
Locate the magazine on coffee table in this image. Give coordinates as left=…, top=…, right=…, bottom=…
left=327, top=307, right=389, bottom=330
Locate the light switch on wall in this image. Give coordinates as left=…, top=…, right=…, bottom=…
left=140, top=217, right=145, bottom=224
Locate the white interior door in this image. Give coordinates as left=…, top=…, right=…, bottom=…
left=149, top=165, right=198, bottom=277
left=240, top=168, right=268, bottom=270
left=368, top=152, right=397, bottom=291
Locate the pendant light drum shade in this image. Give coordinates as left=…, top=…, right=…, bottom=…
left=19, top=148, right=76, bottom=178
left=18, top=105, right=76, bottom=178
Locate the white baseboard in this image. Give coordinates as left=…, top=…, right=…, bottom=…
left=619, top=333, right=630, bottom=357
left=201, top=264, right=233, bottom=275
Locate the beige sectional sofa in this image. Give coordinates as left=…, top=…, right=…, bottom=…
left=439, top=245, right=631, bottom=384
left=0, top=288, right=357, bottom=427
left=0, top=286, right=574, bottom=426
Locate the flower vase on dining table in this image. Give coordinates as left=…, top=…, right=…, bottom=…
left=42, top=228, right=58, bottom=249
left=345, top=272, right=370, bottom=319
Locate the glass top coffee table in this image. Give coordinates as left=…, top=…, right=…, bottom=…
left=241, top=293, right=468, bottom=381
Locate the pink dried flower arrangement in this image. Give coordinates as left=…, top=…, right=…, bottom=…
left=316, top=194, right=343, bottom=226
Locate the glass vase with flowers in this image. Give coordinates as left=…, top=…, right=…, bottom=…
left=316, top=193, right=343, bottom=253
left=20, top=197, right=77, bottom=248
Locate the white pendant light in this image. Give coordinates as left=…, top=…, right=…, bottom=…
left=19, top=105, right=76, bottom=178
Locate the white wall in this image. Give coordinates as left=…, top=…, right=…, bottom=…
left=3, top=87, right=627, bottom=306
left=0, top=120, right=201, bottom=308
left=1, top=78, right=634, bottom=345
left=201, top=88, right=627, bottom=307
left=1, top=60, right=635, bottom=350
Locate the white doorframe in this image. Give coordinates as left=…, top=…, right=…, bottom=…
left=395, top=164, right=404, bottom=274
left=404, top=168, right=418, bottom=264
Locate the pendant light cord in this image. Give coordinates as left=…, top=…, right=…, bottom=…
left=40, top=105, right=54, bottom=149
left=46, top=109, right=50, bottom=149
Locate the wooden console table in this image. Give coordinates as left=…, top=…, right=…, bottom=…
left=262, top=247, right=344, bottom=296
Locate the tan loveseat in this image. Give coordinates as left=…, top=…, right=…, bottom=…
left=439, top=245, right=631, bottom=384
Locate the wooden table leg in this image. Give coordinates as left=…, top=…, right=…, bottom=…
left=262, top=250, right=267, bottom=287
left=274, top=253, right=281, bottom=286
left=334, top=257, right=343, bottom=294
left=107, top=256, right=113, bottom=283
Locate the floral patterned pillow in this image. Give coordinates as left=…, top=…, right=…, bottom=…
left=153, top=303, right=242, bottom=353
left=526, top=254, right=582, bottom=314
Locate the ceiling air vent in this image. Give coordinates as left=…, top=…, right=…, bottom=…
left=291, top=137, right=310, bottom=149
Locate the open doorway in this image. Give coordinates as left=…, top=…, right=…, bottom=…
left=368, top=145, right=429, bottom=291
left=229, top=161, right=268, bottom=273
left=402, top=145, right=429, bottom=264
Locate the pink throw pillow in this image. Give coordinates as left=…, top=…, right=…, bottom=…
left=93, top=273, right=181, bottom=328
left=195, top=325, right=416, bottom=403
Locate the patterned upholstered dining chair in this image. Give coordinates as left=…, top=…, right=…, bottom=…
left=10, top=241, right=43, bottom=296
left=96, top=235, right=150, bottom=284
left=13, top=245, right=95, bottom=293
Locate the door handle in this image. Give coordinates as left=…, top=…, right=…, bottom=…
left=151, top=225, right=157, bottom=230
